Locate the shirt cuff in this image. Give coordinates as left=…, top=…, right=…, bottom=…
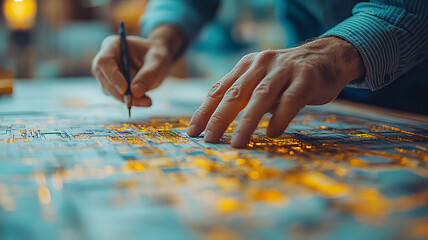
left=321, top=13, right=399, bottom=91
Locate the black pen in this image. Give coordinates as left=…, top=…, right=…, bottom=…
left=119, top=21, right=132, bottom=118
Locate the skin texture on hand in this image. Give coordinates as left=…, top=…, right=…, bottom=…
left=187, top=37, right=365, bottom=148
left=91, top=25, right=186, bottom=107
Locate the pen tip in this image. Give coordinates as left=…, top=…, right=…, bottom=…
left=125, top=94, right=132, bottom=119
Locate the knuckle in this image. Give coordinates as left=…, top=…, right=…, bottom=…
left=96, top=56, right=110, bottom=68
left=224, top=86, right=241, bottom=101
left=239, top=53, right=256, bottom=64
left=233, top=53, right=257, bottom=73
left=151, top=49, right=168, bottom=62
left=255, top=50, right=275, bottom=64
left=283, top=88, right=304, bottom=105
left=253, top=83, right=273, bottom=99
left=102, top=35, right=119, bottom=47
left=208, top=82, right=222, bottom=98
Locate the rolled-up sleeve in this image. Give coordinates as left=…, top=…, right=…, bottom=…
left=322, top=0, right=428, bottom=91
left=140, top=0, right=220, bottom=42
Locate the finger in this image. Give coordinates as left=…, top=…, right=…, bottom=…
left=267, top=73, right=310, bottom=137
left=101, top=74, right=152, bottom=106
left=92, top=60, right=106, bottom=86
left=101, top=77, right=151, bottom=106
left=132, top=95, right=152, bottom=107
left=231, top=71, right=291, bottom=148
left=130, top=48, right=168, bottom=98
left=98, top=57, right=128, bottom=95
left=203, top=67, right=266, bottom=143
left=127, top=38, right=147, bottom=79
left=187, top=54, right=254, bottom=137
left=98, top=71, right=125, bottom=103
left=268, top=102, right=279, bottom=114
left=92, top=36, right=128, bottom=94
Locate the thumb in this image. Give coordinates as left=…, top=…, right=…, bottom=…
left=131, top=48, right=170, bottom=98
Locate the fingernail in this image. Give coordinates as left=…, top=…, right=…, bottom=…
left=232, top=134, right=248, bottom=148
left=187, top=124, right=199, bottom=137
left=204, top=130, right=218, bottom=143
left=136, top=97, right=151, bottom=107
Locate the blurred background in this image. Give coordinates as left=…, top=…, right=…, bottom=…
left=0, top=0, right=284, bottom=80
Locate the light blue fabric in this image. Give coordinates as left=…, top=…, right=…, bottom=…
left=140, top=0, right=428, bottom=91
left=141, top=0, right=220, bottom=42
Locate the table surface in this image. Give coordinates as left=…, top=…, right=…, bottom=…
left=1, top=77, right=427, bottom=240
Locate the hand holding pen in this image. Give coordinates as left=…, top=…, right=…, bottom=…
left=91, top=25, right=185, bottom=116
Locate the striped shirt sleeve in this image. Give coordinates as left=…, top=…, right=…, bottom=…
left=140, top=0, right=220, bottom=42
left=322, top=0, right=428, bottom=91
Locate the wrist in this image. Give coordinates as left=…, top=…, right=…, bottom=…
left=306, top=37, right=366, bottom=86
left=148, top=25, right=187, bottom=60
left=325, top=37, right=365, bottom=85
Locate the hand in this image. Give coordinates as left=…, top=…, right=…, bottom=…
left=187, top=37, right=365, bottom=148
left=91, top=26, right=185, bottom=106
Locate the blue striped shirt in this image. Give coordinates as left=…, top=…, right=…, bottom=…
left=141, top=0, right=428, bottom=91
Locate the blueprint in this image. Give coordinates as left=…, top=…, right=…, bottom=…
left=0, top=78, right=427, bottom=240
